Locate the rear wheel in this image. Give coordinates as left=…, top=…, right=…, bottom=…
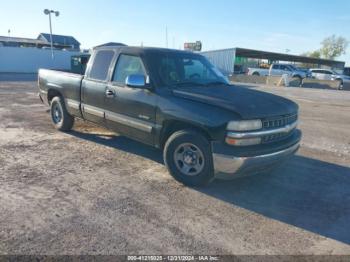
left=252, top=72, right=260, bottom=76
left=50, top=96, right=74, bottom=131
left=163, top=129, right=214, bottom=187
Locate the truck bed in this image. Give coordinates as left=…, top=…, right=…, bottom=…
left=38, top=69, right=84, bottom=117
left=38, top=69, right=83, bottom=102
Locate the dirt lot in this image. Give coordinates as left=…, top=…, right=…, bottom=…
left=0, top=81, right=350, bottom=255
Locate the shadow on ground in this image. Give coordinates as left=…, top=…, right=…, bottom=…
left=70, top=129, right=350, bottom=245
left=199, top=156, right=350, bottom=245
left=69, top=130, right=163, bottom=164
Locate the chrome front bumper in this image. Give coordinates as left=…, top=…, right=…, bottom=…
left=213, top=142, right=300, bottom=179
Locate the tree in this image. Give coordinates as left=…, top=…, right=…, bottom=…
left=320, top=35, right=348, bottom=60
left=302, top=50, right=321, bottom=58
left=300, top=50, right=322, bottom=68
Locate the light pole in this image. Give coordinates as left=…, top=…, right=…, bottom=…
left=43, top=9, right=59, bottom=59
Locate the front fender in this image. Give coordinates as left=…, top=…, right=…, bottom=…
left=155, top=95, right=240, bottom=145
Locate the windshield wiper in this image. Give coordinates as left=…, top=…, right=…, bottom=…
left=169, top=81, right=228, bottom=88
left=204, top=81, right=229, bottom=86
left=172, top=81, right=206, bottom=87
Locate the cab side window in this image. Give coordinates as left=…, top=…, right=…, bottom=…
left=89, top=50, right=114, bottom=81
left=280, top=65, right=287, bottom=71
left=112, top=54, right=146, bottom=85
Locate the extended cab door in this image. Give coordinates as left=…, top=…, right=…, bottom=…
left=104, top=53, right=157, bottom=145
left=81, top=49, right=116, bottom=124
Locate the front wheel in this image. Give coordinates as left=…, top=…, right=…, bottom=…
left=294, top=76, right=302, bottom=86
left=50, top=96, right=74, bottom=131
left=163, top=129, right=214, bottom=187
left=336, top=79, right=343, bottom=90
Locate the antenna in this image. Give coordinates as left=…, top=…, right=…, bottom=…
left=165, top=26, right=168, bottom=48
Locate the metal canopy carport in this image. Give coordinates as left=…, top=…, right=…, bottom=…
left=235, top=47, right=345, bottom=69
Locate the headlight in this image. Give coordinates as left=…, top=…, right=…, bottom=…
left=227, top=119, right=262, bottom=131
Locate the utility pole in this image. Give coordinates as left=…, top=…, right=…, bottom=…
left=44, top=9, right=60, bottom=59
left=7, top=29, right=10, bottom=43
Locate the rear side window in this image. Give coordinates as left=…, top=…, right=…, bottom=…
left=112, top=54, right=146, bottom=84
left=89, top=50, right=115, bottom=81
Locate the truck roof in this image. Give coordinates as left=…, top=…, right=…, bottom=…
left=93, top=45, right=198, bottom=56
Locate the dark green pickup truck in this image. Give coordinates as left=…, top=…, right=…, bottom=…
left=38, top=46, right=301, bottom=186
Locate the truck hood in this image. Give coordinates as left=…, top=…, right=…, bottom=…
left=172, top=85, right=298, bottom=119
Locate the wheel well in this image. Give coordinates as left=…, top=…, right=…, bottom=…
left=336, top=78, right=343, bottom=84
left=160, top=120, right=211, bottom=149
left=252, top=72, right=260, bottom=76
left=294, top=75, right=302, bottom=79
left=47, top=89, right=62, bottom=104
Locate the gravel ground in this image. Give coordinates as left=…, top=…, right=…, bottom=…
left=0, top=81, right=350, bottom=255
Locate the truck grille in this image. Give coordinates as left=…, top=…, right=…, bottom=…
left=261, top=132, right=293, bottom=144
left=261, top=114, right=297, bottom=144
left=262, top=114, right=297, bottom=130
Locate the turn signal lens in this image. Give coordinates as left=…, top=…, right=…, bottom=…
left=225, top=137, right=261, bottom=146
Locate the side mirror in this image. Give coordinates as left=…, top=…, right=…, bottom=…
left=125, top=74, right=148, bottom=88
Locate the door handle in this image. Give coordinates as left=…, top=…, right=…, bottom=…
left=105, top=89, right=114, bottom=98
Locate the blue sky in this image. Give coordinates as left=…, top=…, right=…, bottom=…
left=1, top=0, right=349, bottom=65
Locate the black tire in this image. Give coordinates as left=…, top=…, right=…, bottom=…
left=294, top=75, right=302, bottom=86
left=163, top=129, right=214, bottom=187
left=50, top=96, right=74, bottom=131
left=252, top=72, right=260, bottom=76
left=336, top=79, right=343, bottom=90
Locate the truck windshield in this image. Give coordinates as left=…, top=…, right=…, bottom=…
left=152, top=53, right=228, bottom=87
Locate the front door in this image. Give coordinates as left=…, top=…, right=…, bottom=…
left=104, top=53, right=157, bottom=145
left=323, top=70, right=333, bottom=80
